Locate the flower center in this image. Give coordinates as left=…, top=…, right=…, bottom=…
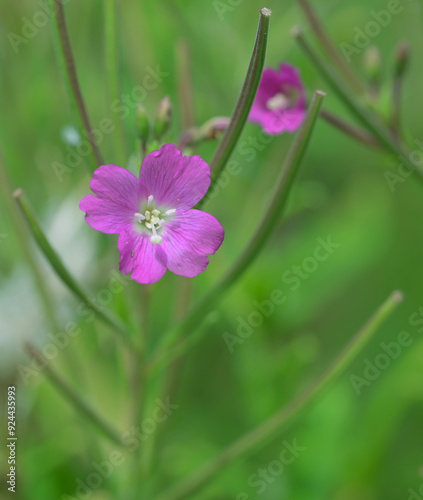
left=266, top=93, right=290, bottom=111
left=134, top=195, right=176, bottom=245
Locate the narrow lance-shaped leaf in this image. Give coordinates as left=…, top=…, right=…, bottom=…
left=198, top=7, right=272, bottom=208
left=14, top=189, right=133, bottom=346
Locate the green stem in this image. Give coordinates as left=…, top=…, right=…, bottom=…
left=25, top=342, right=123, bottom=446
left=153, top=290, right=403, bottom=500
left=198, top=7, right=272, bottom=208
left=132, top=284, right=151, bottom=499
left=14, top=189, right=133, bottom=346
left=293, top=27, right=423, bottom=179
left=296, top=0, right=366, bottom=94
left=105, top=0, right=127, bottom=164
left=320, top=109, right=380, bottom=148
left=53, top=0, right=103, bottom=170
left=149, top=90, right=326, bottom=374
left=176, top=40, right=195, bottom=130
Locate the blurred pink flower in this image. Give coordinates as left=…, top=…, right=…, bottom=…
left=80, top=144, right=224, bottom=284
left=249, top=63, right=306, bottom=135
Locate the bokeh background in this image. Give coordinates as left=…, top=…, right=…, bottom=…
left=1, top=0, right=423, bottom=499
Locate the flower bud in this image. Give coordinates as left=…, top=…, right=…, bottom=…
left=153, top=96, right=173, bottom=140
left=200, top=117, right=230, bottom=140
left=136, top=103, right=150, bottom=143
left=363, top=46, right=382, bottom=85
left=394, top=41, right=410, bottom=79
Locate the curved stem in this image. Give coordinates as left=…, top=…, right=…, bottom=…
left=296, top=0, right=366, bottom=94
left=105, top=0, right=127, bottom=164
left=197, top=7, right=272, bottom=208
left=149, top=90, right=326, bottom=374
left=153, top=290, right=403, bottom=500
left=176, top=40, right=195, bottom=129
left=53, top=0, right=103, bottom=170
left=132, top=284, right=152, bottom=499
left=320, top=109, right=380, bottom=148
left=14, top=189, right=133, bottom=346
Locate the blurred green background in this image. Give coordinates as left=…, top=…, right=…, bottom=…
left=1, top=0, right=423, bottom=499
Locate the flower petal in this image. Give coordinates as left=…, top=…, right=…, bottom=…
left=118, top=228, right=167, bottom=284
left=139, top=143, right=210, bottom=211
left=161, top=209, right=224, bottom=278
left=80, top=165, right=144, bottom=234
left=249, top=63, right=306, bottom=135
left=262, top=108, right=305, bottom=135
left=80, top=195, right=131, bottom=234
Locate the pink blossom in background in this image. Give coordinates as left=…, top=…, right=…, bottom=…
left=249, top=63, right=306, bottom=135
left=80, top=144, right=224, bottom=284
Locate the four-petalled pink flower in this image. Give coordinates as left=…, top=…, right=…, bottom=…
left=80, top=144, right=225, bottom=284
left=249, top=63, right=306, bottom=135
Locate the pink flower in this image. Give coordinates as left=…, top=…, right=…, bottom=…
left=249, top=63, right=306, bottom=135
left=80, top=144, right=225, bottom=284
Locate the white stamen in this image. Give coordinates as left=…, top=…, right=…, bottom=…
left=151, top=235, right=163, bottom=244
left=165, top=209, right=176, bottom=216
left=135, top=197, right=167, bottom=245
left=150, top=223, right=163, bottom=244
left=134, top=212, right=145, bottom=222
left=266, top=93, right=290, bottom=111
